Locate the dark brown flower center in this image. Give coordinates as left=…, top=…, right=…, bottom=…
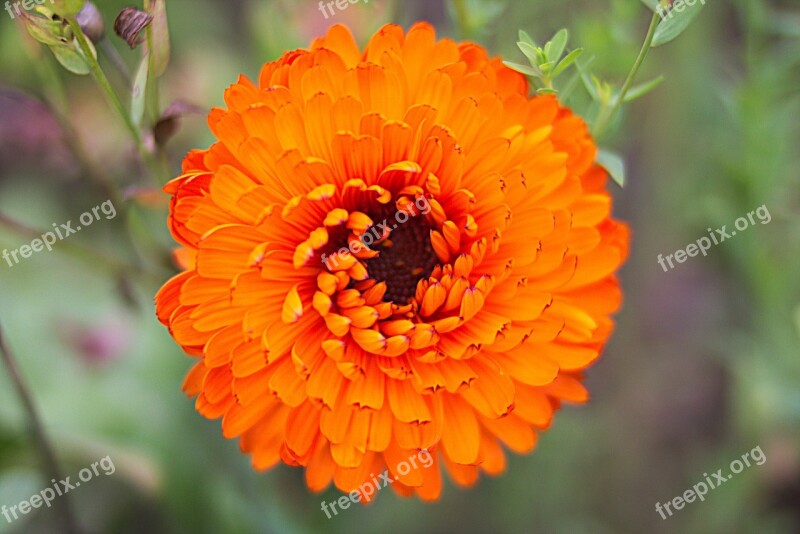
left=364, top=213, right=439, bottom=303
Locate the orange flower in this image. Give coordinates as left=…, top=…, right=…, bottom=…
left=156, top=22, right=629, bottom=501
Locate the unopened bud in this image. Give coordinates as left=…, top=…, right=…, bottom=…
left=154, top=100, right=203, bottom=147
left=113, top=7, right=152, bottom=49
left=76, top=2, right=105, bottom=43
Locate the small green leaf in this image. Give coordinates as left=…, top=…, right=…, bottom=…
left=131, top=54, right=150, bottom=127
left=502, top=61, right=541, bottom=77
left=23, top=13, right=68, bottom=46
left=536, top=88, right=558, bottom=95
left=50, top=40, right=92, bottom=75
left=551, top=48, right=583, bottom=78
left=623, top=75, right=665, bottom=102
left=597, top=149, right=626, bottom=188
left=46, top=23, right=97, bottom=76
left=596, top=78, right=614, bottom=103
left=517, top=41, right=540, bottom=65
left=146, top=0, right=170, bottom=77
left=518, top=30, right=536, bottom=48
left=584, top=73, right=609, bottom=103
left=547, top=29, right=569, bottom=63
left=652, top=0, right=706, bottom=47
left=539, top=60, right=556, bottom=74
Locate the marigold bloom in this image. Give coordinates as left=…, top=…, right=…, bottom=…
left=156, top=22, right=629, bottom=501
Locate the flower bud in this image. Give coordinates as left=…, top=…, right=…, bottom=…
left=154, top=100, right=203, bottom=147
left=76, top=1, right=104, bottom=43
left=113, top=7, right=152, bottom=49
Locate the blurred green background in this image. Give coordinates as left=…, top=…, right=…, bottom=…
left=0, top=0, right=798, bottom=532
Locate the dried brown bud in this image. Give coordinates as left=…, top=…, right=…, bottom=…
left=113, top=7, right=152, bottom=49
left=76, top=2, right=105, bottom=43
left=154, top=100, right=204, bottom=147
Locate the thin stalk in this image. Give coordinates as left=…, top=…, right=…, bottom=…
left=144, top=6, right=159, bottom=126
left=98, top=38, right=132, bottom=86
left=0, top=324, right=81, bottom=534
left=593, top=11, right=661, bottom=138
left=65, top=17, right=157, bottom=173
left=23, top=32, right=174, bottom=277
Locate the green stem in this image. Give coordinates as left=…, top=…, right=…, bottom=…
left=594, top=11, right=660, bottom=138
left=0, top=324, right=81, bottom=534
left=144, top=4, right=159, bottom=126
left=451, top=0, right=472, bottom=39
left=66, top=17, right=156, bottom=172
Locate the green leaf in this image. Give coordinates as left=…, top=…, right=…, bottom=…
left=23, top=13, right=68, bottom=47
left=652, top=0, right=706, bottom=47
left=536, top=88, right=558, bottom=95
left=146, top=0, right=170, bottom=77
left=547, top=29, right=569, bottom=63
left=131, top=54, right=150, bottom=127
left=517, top=41, right=540, bottom=65
left=518, top=30, right=536, bottom=48
left=638, top=0, right=660, bottom=12
left=623, top=75, right=665, bottom=102
left=45, top=22, right=97, bottom=76
left=597, top=149, right=626, bottom=188
left=502, top=60, right=541, bottom=77
left=538, top=60, right=556, bottom=74
left=596, top=78, right=614, bottom=103
left=551, top=48, right=583, bottom=78
left=51, top=0, right=86, bottom=17
left=579, top=70, right=606, bottom=102
left=49, top=40, right=92, bottom=75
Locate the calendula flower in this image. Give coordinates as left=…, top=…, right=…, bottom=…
left=155, top=22, right=629, bottom=501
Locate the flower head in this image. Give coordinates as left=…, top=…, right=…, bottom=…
left=156, top=22, right=629, bottom=501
